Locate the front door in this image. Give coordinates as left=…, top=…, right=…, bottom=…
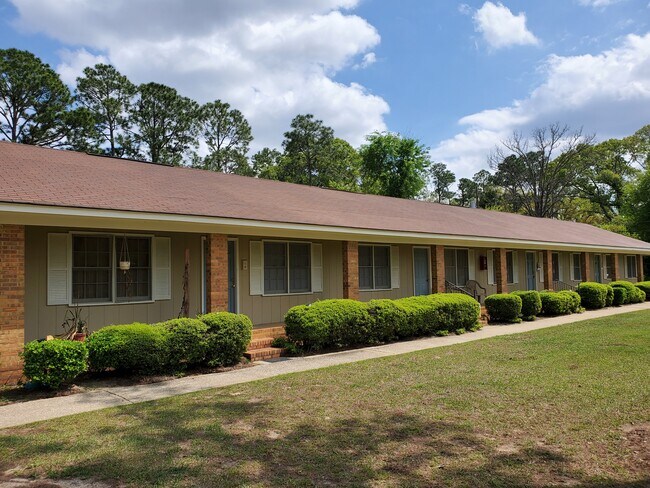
left=526, top=252, right=536, bottom=290
left=413, top=247, right=430, bottom=296
left=228, top=240, right=237, bottom=313
left=594, top=255, right=602, bottom=283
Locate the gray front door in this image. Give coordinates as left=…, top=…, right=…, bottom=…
left=228, top=240, right=237, bottom=313
left=413, top=247, right=430, bottom=296
left=594, top=255, right=602, bottom=283
left=526, top=252, right=536, bottom=290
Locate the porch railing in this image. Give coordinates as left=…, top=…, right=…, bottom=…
left=552, top=280, right=576, bottom=291
left=445, top=280, right=482, bottom=302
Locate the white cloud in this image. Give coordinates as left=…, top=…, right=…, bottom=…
left=473, top=2, right=539, bottom=49
left=431, top=33, right=650, bottom=178
left=578, top=0, right=623, bottom=7
left=354, top=52, right=376, bottom=69
left=10, top=0, right=387, bottom=150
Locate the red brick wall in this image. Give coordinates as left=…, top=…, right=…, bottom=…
left=637, top=254, right=644, bottom=282
left=342, top=241, right=359, bottom=300
left=206, top=234, right=229, bottom=312
left=580, top=252, right=591, bottom=282
left=542, top=250, right=553, bottom=288
left=431, top=245, right=446, bottom=293
left=494, top=248, right=508, bottom=293
left=0, top=224, right=25, bottom=385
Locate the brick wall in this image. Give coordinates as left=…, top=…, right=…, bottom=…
left=542, top=250, right=553, bottom=287
left=494, top=248, right=508, bottom=293
left=580, top=252, right=591, bottom=282
left=637, top=254, right=645, bottom=282
left=342, top=241, right=359, bottom=300
left=206, top=233, right=229, bottom=312
left=0, top=224, right=25, bottom=385
left=431, top=245, right=446, bottom=293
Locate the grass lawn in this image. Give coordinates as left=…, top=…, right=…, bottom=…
left=1, top=311, right=649, bottom=487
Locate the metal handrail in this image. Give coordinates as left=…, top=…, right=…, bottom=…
left=552, top=280, right=576, bottom=291
left=445, top=280, right=475, bottom=298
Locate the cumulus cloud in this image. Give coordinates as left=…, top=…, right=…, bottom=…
left=473, top=2, right=539, bottom=49
left=10, top=0, right=388, bottom=149
left=431, top=33, right=650, bottom=178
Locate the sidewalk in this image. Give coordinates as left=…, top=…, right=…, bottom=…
left=1, top=302, right=649, bottom=429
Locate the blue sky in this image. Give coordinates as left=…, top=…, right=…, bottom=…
left=1, top=0, right=649, bottom=178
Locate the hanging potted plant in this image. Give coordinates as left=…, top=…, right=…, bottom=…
left=119, top=235, right=131, bottom=271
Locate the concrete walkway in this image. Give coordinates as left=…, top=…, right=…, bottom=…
left=2, top=302, right=649, bottom=429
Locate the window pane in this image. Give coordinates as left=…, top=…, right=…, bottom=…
left=289, top=243, right=311, bottom=293
left=552, top=254, right=559, bottom=282
left=506, top=252, right=514, bottom=284
left=373, top=246, right=391, bottom=289
left=573, top=254, right=582, bottom=281
left=71, top=235, right=112, bottom=303
left=444, top=249, right=456, bottom=284
left=456, top=249, right=469, bottom=286
left=264, top=242, right=287, bottom=294
left=116, top=237, right=152, bottom=302
left=627, top=256, right=637, bottom=278
left=359, top=245, right=373, bottom=289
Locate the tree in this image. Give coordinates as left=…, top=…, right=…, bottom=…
left=319, top=138, right=361, bottom=191
left=195, top=100, right=253, bottom=175
left=624, top=124, right=650, bottom=170
left=428, top=162, right=456, bottom=203
left=75, top=63, right=136, bottom=156
left=623, top=167, right=650, bottom=241
left=455, top=178, right=478, bottom=207
left=0, top=48, right=72, bottom=146
left=471, top=169, right=502, bottom=209
left=359, top=132, right=430, bottom=199
left=126, top=82, right=200, bottom=165
left=251, top=147, right=282, bottom=180
left=491, top=123, right=593, bottom=218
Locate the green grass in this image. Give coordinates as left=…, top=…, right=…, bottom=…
left=2, top=311, right=650, bottom=487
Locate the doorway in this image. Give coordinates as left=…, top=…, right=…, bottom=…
left=525, top=252, right=536, bottom=290
left=413, top=247, right=430, bottom=296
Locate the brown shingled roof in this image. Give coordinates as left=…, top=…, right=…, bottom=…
left=0, top=141, right=648, bottom=251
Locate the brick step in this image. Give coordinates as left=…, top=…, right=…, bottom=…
left=244, top=347, right=285, bottom=361
left=248, top=337, right=279, bottom=350
left=479, top=306, right=489, bottom=326
left=252, top=326, right=286, bottom=340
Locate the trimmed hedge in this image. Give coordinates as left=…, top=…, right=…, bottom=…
left=511, top=290, right=542, bottom=320
left=159, top=318, right=209, bottom=369
left=198, top=312, right=253, bottom=367
left=484, top=294, right=522, bottom=323
left=87, top=323, right=169, bottom=374
left=285, top=294, right=480, bottom=351
left=559, top=290, right=582, bottom=313
left=577, top=282, right=610, bottom=310
left=539, top=291, right=572, bottom=316
left=636, top=281, right=650, bottom=301
left=22, top=339, right=88, bottom=389
left=605, top=285, right=614, bottom=307
left=612, top=287, right=627, bottom=306
left=610, top=280, right=646, bottom=304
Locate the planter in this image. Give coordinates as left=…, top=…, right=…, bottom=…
left=73, top=333, right=87, bottom=342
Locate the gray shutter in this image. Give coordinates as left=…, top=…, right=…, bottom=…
left=311, top=243, right=323, bottom=293
left=47, top=233, right=70, bottom=305
left=250, top=241, right=263, bottom=295
left=538, top=251, right=544, bottom=283
left=468, top=249, right=476, bottom=280
left=391, top=245, right=400, bottom=289
left=153, top=237, right=171, bottom=300
left=487, top=250, right=495, bottom=285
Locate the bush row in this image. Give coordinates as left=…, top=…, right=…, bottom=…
left=284, top=294, right=481, bottom=351
left=22, top=312, right=252, bottom=389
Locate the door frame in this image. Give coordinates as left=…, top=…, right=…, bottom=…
left=200, top=236, right=239, bottom=314
left=412, top=246, right=431, bottom=295
left=228, top=238, right=239, bottom=314
left=525, top=251, right=536, bottom=291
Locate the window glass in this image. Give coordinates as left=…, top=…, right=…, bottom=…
left=116, top=237, right=151, bottom=302
left=289, top=243, right=311, bottom=293
left=456, top=249, right=469, bottom=286
left=373, top=246, right=391, bottom=290
left=264, top=242, right=287, bottom=294
left=572, top=254, right=582, bottom=281
left=552, top=253, right=560, bottom=282
left=444, top=248, right=456, bottom=284
left=359, top=245, right=374, bottom=290
left=506, top=251, right=514, bottom=284
left=627, top=255, right=637, bottom=278
left=72, top=235, right=112, bottom=303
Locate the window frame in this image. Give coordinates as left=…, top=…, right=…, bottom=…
left=506, top=250, right=516, bottom=285
left=552, top=252, right=560, bottom=282
left=358, top=244, right=392, bottom=291
left=571, top=253, right=582, bottom=282
left=626, top=255, right=637, bottom=279
left=444, top=247, right=470, bottom=286
left=69, top=231, right=154, bottom=307
left=261, top=239, right=313, bottom=296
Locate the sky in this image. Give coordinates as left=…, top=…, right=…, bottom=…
left=0, top=0, right=649, bottom=179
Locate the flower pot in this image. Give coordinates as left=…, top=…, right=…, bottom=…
left=119, top=261, right=131, bottom=271
left=73, top=333, right=86, bottom=342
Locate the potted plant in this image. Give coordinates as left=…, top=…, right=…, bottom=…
left=59, top=306, right=89, bottom=341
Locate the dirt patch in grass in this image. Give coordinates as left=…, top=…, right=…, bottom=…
left=621, top=422, right=650, bottom=477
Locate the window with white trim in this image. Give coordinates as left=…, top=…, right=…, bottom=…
left=552, top=253, right=560, bottom=282
left=116, top=237, right=152, bottom=302
left=506, top=251, right=515, bottom=284
left=605, top=254, right=614, bottom=280
left=359, top=244, right=391, bottom=290
left=571, top=253, right=582, bottom=281
left=445, top=248, right=469, bottom=286
left=626, top=255, right=637, bottom=279
left=263, top=241, right=311, bottom=295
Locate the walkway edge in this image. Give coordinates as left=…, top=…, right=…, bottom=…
left=1, top=303, right=649, bottom=429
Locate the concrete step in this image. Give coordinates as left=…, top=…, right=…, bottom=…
left=252, top=325, right=286, bottom=340
left=244, top=347, right=284, bottom=361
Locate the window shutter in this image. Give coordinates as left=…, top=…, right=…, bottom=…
left=311, top=243, right=323, bottom=293
left=250, top=241, right=263, bottom=295
left=391, top=245, right=400, bottom=289
left=538, top=252, right=544, bottom=283
left=487, top=250, right=495, bottom=285
left=47, top=233, right=70, bottom=305
left=468, top=249, right=476, bottom=280
left=153, top=237, right=171, bottom=300
left=513, top=251, right=519, bottom=284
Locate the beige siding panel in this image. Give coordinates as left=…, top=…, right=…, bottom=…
left=24, top=226, right=202, bottom=341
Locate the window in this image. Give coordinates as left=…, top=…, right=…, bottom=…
left=506, top=251, right=515, bottom=284
left=605, top=254, right=614, bottom=280
left=445, top=249, right=469, bottom=286
left=552, top=253, right=560, bottom=282
left=572, top=253, right=582, bottom=281
left=263, top=241, right=311, bottom=295
left=116, top=237, right=152, bottom=302
left=626, top=255, right=637, bottom=279
left=72, top=234, right=152, bottom=304
left=359, top=245, right=391, bottom=290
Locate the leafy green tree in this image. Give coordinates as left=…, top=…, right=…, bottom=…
left=454, top=178, right=478, bottom=206
left=195, top=100, right=253, bottom=175
left=624, top=124, right=650, bottom=170
left=471, top=169, right=502, bottom=209
left=75, top=63, right=136, bottom=156
left=126, top=82, right=200, bottom=165
left=320, top=138, right=361, bottom=191
left=0, top=48, right=72, bottom=146
left=252, top=147, right=282, bottom=180
left=428, top=162, right=456, bottom=203
left=359, top=132, right=430, bottom=199
left=623, top=167, right=650, bottom=241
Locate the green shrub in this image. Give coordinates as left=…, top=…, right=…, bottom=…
left=87, top=323, right=169, bottom=375
left=577, top=282, right=609, bottom=309
left=610, top=280, right=646, bottom=304
left=428, top=293, right=481, bottom=332
left=612, top=287, right=628, bottom=306
left=636, top=281, right=650, bottom=301
left=511, top=290, right=542, bottom=320
left=158, top=318, right=208, bottom=369
left=22, top=339, right=88, bottom=389
left=539, top=291, right=572, bottom=316
left=198, top=312, right=253, bottom=367
left=367, top=299, right=408, bottom=341
left=605, top=285, right=614, bottom=307
left=558, top=290, right=582, bottom=313
left=484, top=294, right=522, bottom=323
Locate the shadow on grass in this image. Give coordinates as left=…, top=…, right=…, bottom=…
left=1, top=396, right=647, bottom=487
